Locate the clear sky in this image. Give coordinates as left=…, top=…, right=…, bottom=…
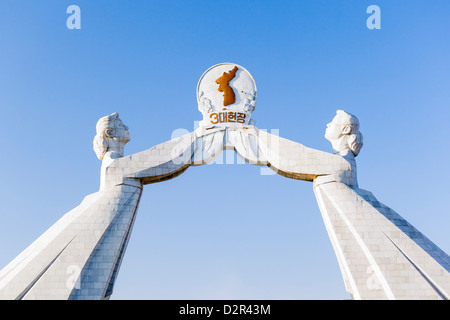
left=0, top=0, right=449, bottom=300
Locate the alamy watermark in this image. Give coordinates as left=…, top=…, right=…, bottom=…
left=66, top=5, right=81, bottom=30
left=367, top=5, right=381, bottom=30
left=66, top=5, right=381, bottom=31
left=66, top=264, right=81, bottom=290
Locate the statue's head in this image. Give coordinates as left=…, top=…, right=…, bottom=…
left=325, top=110, right=363, bottom=157
left=93, top=112, right=130, bottom=160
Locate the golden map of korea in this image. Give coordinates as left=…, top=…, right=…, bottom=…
left=215, top=66, right=238, bottom=106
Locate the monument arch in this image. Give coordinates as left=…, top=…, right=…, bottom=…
left=0, top=63, right=448, bottom=300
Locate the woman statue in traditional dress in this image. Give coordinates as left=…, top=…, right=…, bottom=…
left=0, top=112, right=221, bottom=300
left=247, top=110, right=449, bottom=300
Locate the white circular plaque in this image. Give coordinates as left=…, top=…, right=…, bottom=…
left=197, top=62, right=257, bottom=112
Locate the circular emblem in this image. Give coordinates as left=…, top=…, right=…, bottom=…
left=197, top=63, right=257, bottom=114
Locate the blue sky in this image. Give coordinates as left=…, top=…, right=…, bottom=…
left=0, top=0, right=449, bottom=299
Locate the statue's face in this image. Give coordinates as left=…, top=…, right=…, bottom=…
left=112, top=117, right=130, bottom=143
left=325, top=114, right=345, bottom=142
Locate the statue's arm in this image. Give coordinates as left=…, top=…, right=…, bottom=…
left=106, top=127, right=226, bottom=185
left=240, top=128, right=351, bottom=181
left=108, top=131, right=196, bottom=185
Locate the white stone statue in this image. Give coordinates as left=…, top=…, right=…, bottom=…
left=1, top=63, right=448, bottom=300
left=94, top=112, right=130, bottom=160
left=325, top=110, right=363, bottom=156
left=0, top=112, right=212, bottom=300
left=210, top=106, right=450, bottom=299
left=247, top=109, right=450, bottom=299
